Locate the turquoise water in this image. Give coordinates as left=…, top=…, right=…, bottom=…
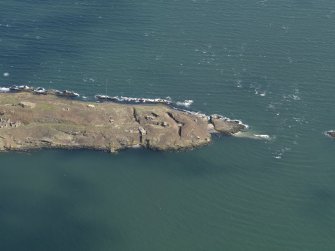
left=1, top=0, right=335, bottom=250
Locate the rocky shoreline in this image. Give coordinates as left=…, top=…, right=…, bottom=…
left=0, top=89, right=248, bottom=153
left=1, top=85, right=194, bottom=108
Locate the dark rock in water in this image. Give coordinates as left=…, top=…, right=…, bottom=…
left=325, top=130, right=335, bottom=138
left=210, top=115, right=246, bottom=135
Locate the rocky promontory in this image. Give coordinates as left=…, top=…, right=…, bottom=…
left=0, top=91, right=247, bottom=153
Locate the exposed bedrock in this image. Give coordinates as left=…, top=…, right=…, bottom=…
left=209, top=115, right=247, bottom=135
left=0, top=92, right=247, bottom=153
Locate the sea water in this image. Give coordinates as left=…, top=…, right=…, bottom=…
left=1, top=0, right=335, bottom=250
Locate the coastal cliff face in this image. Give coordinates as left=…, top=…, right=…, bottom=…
left=0, top=92, right=245, bottom=153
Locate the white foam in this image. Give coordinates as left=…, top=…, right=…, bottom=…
left=235, top=80, right=242, bottom=88
left=255, top=89, right=266, bottom=97
left=95, top=95, right=173, bottom=105
left=273, top=146, right=291, bottom=159
left=174, top=108, right=210, bottom=120
left=3, top=72, right=9, bottom=77
left=283, top=93, right=301, bottom=101
left=253, top=134, right=271, bottom=140
left=324, top=130, right=335, bottom=138
left=0, top=87, right=10, bottom=93
left=210, top=114, right=249, bottom=129
left=291, top=94, right=301, bottom=101
left=176, top=100, right=194, bottom=107
left=233, top=132, right=270, bottom=140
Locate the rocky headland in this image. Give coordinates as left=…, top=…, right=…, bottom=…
left=0, top=89, right=247, bottom=153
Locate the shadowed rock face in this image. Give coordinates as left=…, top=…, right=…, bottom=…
left=0, top=93, right=246, bottom=153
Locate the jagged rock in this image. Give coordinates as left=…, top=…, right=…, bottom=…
left=138, top=126, right=147, bottom=135
left=145, top=115, right=155, bottom=120
left=210, top=116, right=246, bottom=135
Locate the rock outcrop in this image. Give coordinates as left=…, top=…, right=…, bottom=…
left=0, top=92, right=247, bottom=153
left=325, top=130, right=335, bottom=138
left=210, top=115, right=247, bottom=135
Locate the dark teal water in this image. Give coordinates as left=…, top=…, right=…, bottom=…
left=1, top=1, right=335, bottom=250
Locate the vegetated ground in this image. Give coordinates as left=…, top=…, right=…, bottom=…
left=0, top=93, right=212, bottom=153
